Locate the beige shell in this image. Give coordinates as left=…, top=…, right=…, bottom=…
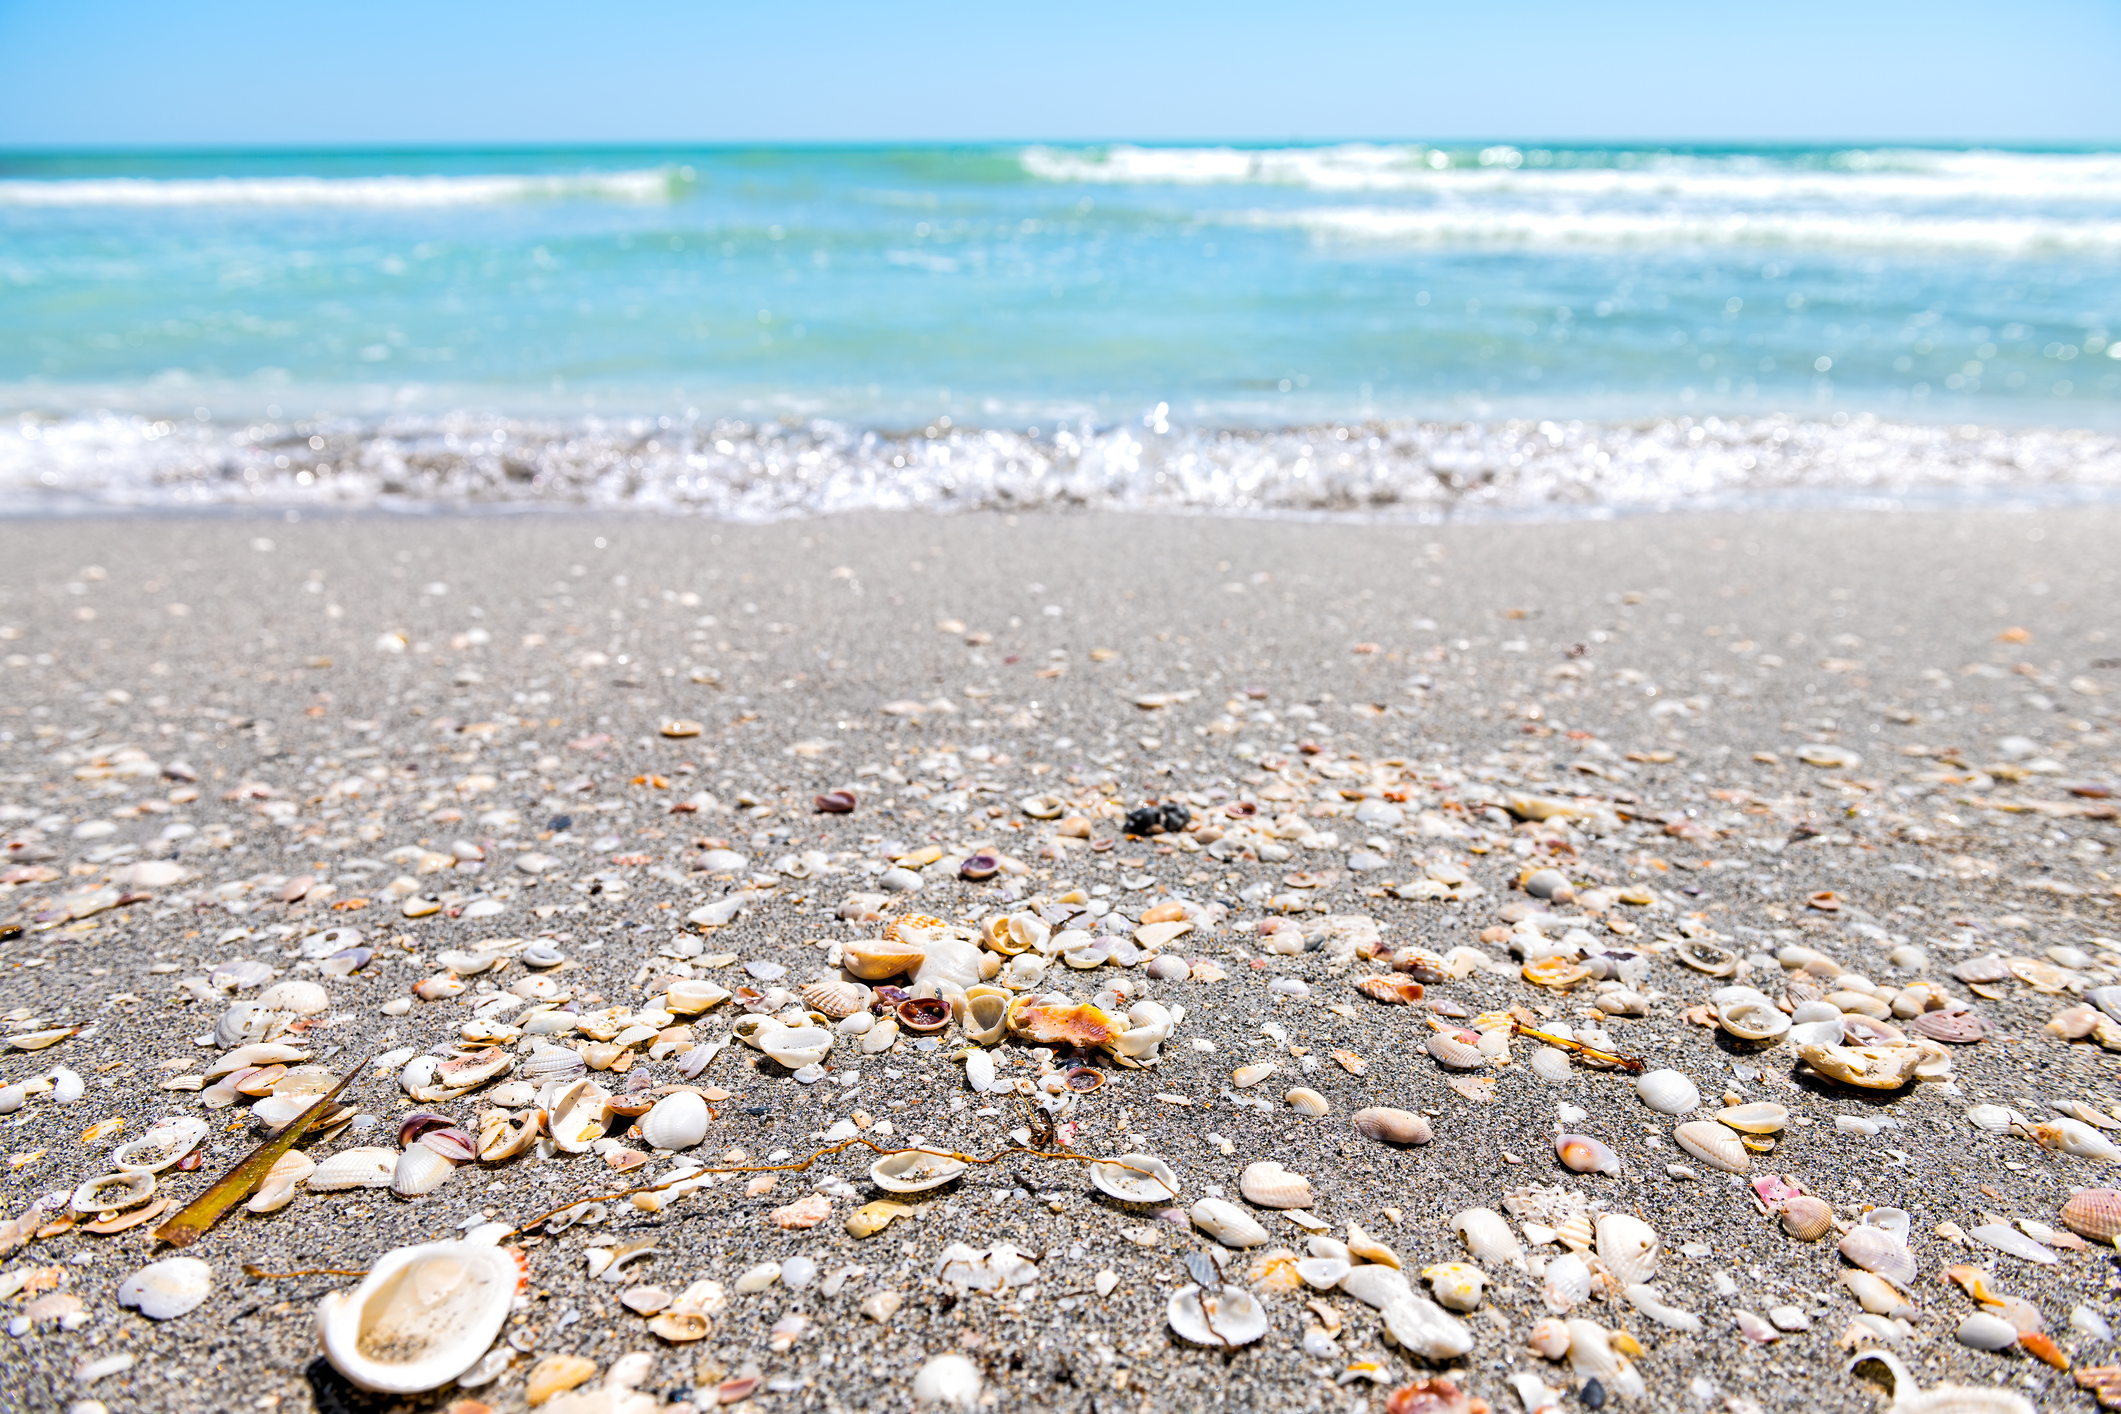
left=1714, top=1102, right=1790, bottom=1134
left=1284, top=1087, right=1331, bottom=1117
left=1190, top=1196, right=1270, bottom=1248
left=1838, top=1225, right=1917, bottom=1286
left=1594, top=1213, right=1660, bottom=1285
left=545, top=1078, right=616, bottom=1153
left=1351, top=1107, right=1431, bottom=1146
left=960, top=985, right=1010, bottom=1045
left=1346, top=1220, right=1402, bottom=1269
left=307, top=1146, right=398, bottom=1191
left=316, top=1240, right=519, bottom=1393
left=1798, top=1042, right=1923, bottom=1089
left=842, top=938, right=925, bottom=981
left=246, top=1150, right=316, bottom=1213
left=477, top=1109, right=540, bottom=1162
left=1239, top=1160, right=1314, bottom=1209
left=1452, top=1207, right=1525, bottom=1269
left=2061, top=1188, right=2121, bottom=1244
left=1427, top=1032, right=1485, bottom=1070
left=257, top=979, right=331, bottom=1016
left=1672, top=1120, right=1750, bottom=1174
left=664, top=980, right=731, bottom=1015
left=870, top=1149, right=970, bottom=1193
left=1718, top=1000, right=1791, bottom=1043
left=1779, top=1195, right=1835, bottom=1241
left=72, top=1170, right=156, bottom=1215
left=798, top=979, right=872, bottom=1020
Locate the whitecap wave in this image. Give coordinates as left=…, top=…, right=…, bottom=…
left=0, top=168, right=688, bottom=207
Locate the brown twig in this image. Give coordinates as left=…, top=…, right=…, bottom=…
left=1510, top=1021, right=1646, bottom=1073
left=242, top=1263, right=371, bottom=1280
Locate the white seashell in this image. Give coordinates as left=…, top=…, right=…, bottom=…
left=1847, top=1351, right=2033, bottom=1414
left=390, top=1146, right=456, bottom=1198
left=1542, top=1252, right=1592, bottom=1311
left=2032, top=1116, right=2121, bottom=1161
left=246, top=1150, right=315, bottom=1213
left=1633, top=1068, right=1700, bottom=1115
left=1672, top=1120, right=1750, bottom=1173
left=1231, top=1062, right=1277, bottom=1087
left=861, top=1018, right=900, bottom=1053
left=1566, top=1319, right=1646, bottom=1400
left=1838, top=1226, right=1917, bottom=1286
left=913, top=937, right=985, bottom=992
left=1090, top=1153, right=1180, bottom=1204
left=545, top=1078, right=616, bottom=1152
left=1719, top=1000, right=1791, bottom=1042
left=638, top=1092, right=709, bottom=1151
left=961, top=987, right=1010, bottom=1045
left=72, top=1170, right=155, bottom=1214
left=962, top=1048, right=998, bottom=1093
left=1842, top=1270, right=1907, bottom=1315
left=1965, top=1103, right=2018, bottom=1132
left=257, top=979, right=330, bottom=1015
left=118, top=1256, right=214, bottom=1320
left=836, top=1010, right=874, bottom=1036
left=911, top=1352, right=983, bottom=1411
left=870, top=1149, right=970, bottom=1193
left=1297, top=1257, right=1350, bottom=1289
left=664, top=980, right=731, bottom=1015
left=1422, top=1262, right=1486, bottom=1312
left=1167, top=1283, right=1269, bottom=1345
left=1595, top=1213, right=1660, bottom=1285
left=1452, top=1207, right=1526, bottom=1270
left=1714, top=1102, right=1790, bottom=1134
left=1623, top=1283, right=1702, bottom=1333
left=734, top=1261, right=781, bottom=1294
left=1530, top=1046, right=1572, bottom=1082
left=1285, top=1087, right=1330, bottom=1117
left=1190, top=1197, right=1271, bottom=1248
left=112, top=1117, right=209, bottom=1173
left=1239, top=1160, right=1313, bottom=1209
left=1383, top=1293, right=1475, bottom=1360
left=1956, top=1313, right=2022, bottom=1351
left=307, top=1146, right=397, bottom=1191
left=1965, top=1223, right=2058, bottom=1265
left=315, top=1241, right=519, bottom=1393
left=249, top=1094, right=311, bottom=1129
left=760, top=1025, right=834, bottom=1070
left=519, top=1044, right=587, bottom=1085
left=1864, top=1207, right=1912, bottom=1243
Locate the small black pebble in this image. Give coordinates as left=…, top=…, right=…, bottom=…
left=547, top=815, right=572, bottom=831
left=1581, top=1377, right=1607, bottom=1409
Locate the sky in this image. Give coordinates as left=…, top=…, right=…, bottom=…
left=0, top=0, right=2116, bottom=148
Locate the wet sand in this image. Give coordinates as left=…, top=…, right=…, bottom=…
left=1, top=506, right=2118, bottom=1414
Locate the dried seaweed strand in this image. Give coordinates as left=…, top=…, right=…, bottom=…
left=1510, top=1021, right=1647, bottom=1073
left=241, top=1263, right=370, bottom=1279
left=153, top=1051, right=372, bottom=1248
left=507, top=1137, right=1174, bottom=1236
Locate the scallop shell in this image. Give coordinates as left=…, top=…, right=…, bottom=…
left=545, top=1078, right=616, bottom=1152
left=870, top=1149, right=970, bottom=1193
left=1715, top=1102, right=1790, bottom=1134
left=1907, top=1009, right=1989, bottom=1044
left=308, top=1146, right=397, bottom=1191
left=1352, top=1107, right=1432, bottom=1147
left=638, top=1091, right=709, bottom=1151
left=390, top=1146, right=456, bottom=1198
left=1167, top=1283, right=1268, bottom=1346
left=1285, top=1087, right=1330, bottom=1117
left=1718, top=1001, right=1791, bottom=1043
left=117, top=1256, right=213, bottom=1320
left=72, top=1170, right=155, bottom=1215
left=798, top=979, right=872, bottom=1020
left=1595, top=1213, right=1660, bottom=1285
left=112, top=1117, right=209, bottom=1174
left=1555, top=1133, right=1622, bottom=1176
left=316, top=1240, right=521, bottom=1393
left=1633, top=1069, right=1700, bottom=1116
left=960, top=986, right=1010, bottom=1045
left=1089, top=1153, right=1180, bottom=1204
left=1778, top=1195, right=1835, bottom=1241
left=1530, top=1046, right=1572, bottom=1083
left=1673, top=1120, right=1750, bottom=1174
left=1427, top=1032, right=1485, bottom=1070
left=1240, top=1161, right=1314, bottom=1209
left=1190, top=1196, right=1270, bottom=1248
left=1451, top=1207, right=1525, bottom=1269
left=1838, top=1226, right=1917, bottom=1286
left=2061, top=1188, right=2121, bottom=1244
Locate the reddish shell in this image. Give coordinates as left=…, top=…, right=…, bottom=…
left=416, top=1126, right=480, bottom=1164
left=895, top=997, right=952, bottom=1033
left=2021, top=1331, right=2069, bottom=1370
left=1357, top=975, right=1424, bottom=1005
left=814, top=789, right=857, bottom=814
left=1009, top=999, right=1118, bottom=1046
left=2062, top=1188, right=2121, bottom=1243
left=1385, top=1379, right=1488, bottom=1414
left=398, top=1111, right=456, bottom=1147
left=1906, top=1009, right=1989, bottom=1044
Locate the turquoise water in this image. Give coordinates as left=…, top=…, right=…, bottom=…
left=0, top=143, right=2117, bottom=514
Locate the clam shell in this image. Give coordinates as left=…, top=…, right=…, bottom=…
left=870, top=1149, right=970, bottom=1193
left=1555, top=1133, right=1622, bottom=1176
left=1718, top=1001, right=1791, bottom=1043
left=1779, top=1195, right=1835, bottom=1241
left=1595, top=1213, right=1660, bottom=1285
left=316, top=1240, right=520, bottom=1393
left=1357, top=974, right=1424, bottom=1005
left=117, top=1256, right=213, bottom=1320
left=1838, top=1226, right=1917, bottom=1286
left=1190, top=1196, right=1270, bottom=1248
left=1633, top=1069, right=1700, bottom=1116
left=760, top=1026, right=834, bottom=1069
left=1090, top=1152, right=1181, bottom=1204
left=1715, top=1102, right=1790, bottom=1134
left=960, top=987, right=1010, bottom=1045
left=391, top=1146, right=456, bottom=1198
left=1451, top=1207, right=1524, bottom=1268
left=638, top=1091, right=709, bottom=1151
left=842, top=939, right=924, bottom=981
left=1427, top=1032, right=1484, bottom=1070
left=257, top=979, right=330, bottom=1015
left=1673, top=1120, right=1750, bottom=1174
left=1167, top=1284, right=1268, bottom=1346
left=1907, top=1009, right=1989, bottom=1044
left=1957, top=1313, right=2021, bottom=1352
left=308, top=1146, right=397, bottom=1191
left=799, top=979, right=872, bottom=1020
left=1284, top=1087, right=1330, bottom=1117
left=1797, top=1043, right=1923, bottom=1090
left=112, top=1117, right=209, bottom=1174
left=1239, top=1160, right=1314, bottom=1209
left=544, top=1078, right=615, bottom=1152
left=72, top=1170, right=155, bottom=1215
left=1530, top=1046, right=1572, bottom=1083
left=1677, top=940, right=1737, bottom=976
left=2061, top=1188, right=2121, bottom=1244
left=1351, top=1107, right=1432, bottom=1146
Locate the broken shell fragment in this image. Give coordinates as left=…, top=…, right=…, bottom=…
left=870, top=1149, right=969, bottom=1193
left=315, top=1240, right=521, bottom=1393
left=1090, top=1153, right=1180, bottom=1204
left=1167, top=1283, right=1269, bottom=1346
left=117, top=1257, right=213, bottom=1320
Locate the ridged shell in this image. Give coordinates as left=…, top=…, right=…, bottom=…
left=1718, top=1001, right=1791, bottom=1042
left=1595, top=1213, right=1660, bottom=1285
left=317, top=1241, right=519, bottom=1393
left=1167, top=1284, right=1268, bottom=1346
left=519, top=1045, right=586, bottom=1086
left=1673, top=1120, right=1750, bottom=1174
left=1530, top=1046, right=1572, bottom=1082
left=1556, top=1133, right=1622, bottom=1176
left=1907, top=1009, right=1989, bottom=1044
left=112, top=1117, right=209, bottom=1173
left=390, top=1146, right=456, bottom=1198
left=638, top=1091, right=709, bottom=1151
left=308, top=1146, right=397, bottom=1191
left=1838, top=1226, right=1917, bottom=1286
left=1352, top=1107, right=1432, bottom=1146
left=1633, top=1069, right=1699, bottom=1115
left=1239, top=1161, right=1314, bottom=1209
left=1357, top=974, right=1424, bottom=1005
left=1427, top=1032, right=1485, bottom=1070
left=1190, top=1197, right=1270, bottom=1248
left=870, top=1149, right=969, bottom=1193
left=1779, top=1195, right=1835, bottom=1241
left=798, top=979, right=872, bottom=1020
left=1543, top=1251, right=1592, bottom=1311
left=1715, top=1102, right=1790, bottom=1134
left=1089, top=1153, right=1180, bottom=1204
left=1284, top=1087, right=1330, bottom=1117
left=2062, top=1188, right=2121, bottom=1243
left=1451, top=1207, right=1525, bottom=1268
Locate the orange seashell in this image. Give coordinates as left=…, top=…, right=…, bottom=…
left=2020, top=1330, right=2069, bottom=1370
left=1357, top=975, right=1424, bottom=1005
left=2063, top=1188, right=2121, bottom=1244
left=1331, top=1048, right=1369, bottom=1075
left=1523, top=956, right=1590, bottom=989
left=1385, top=1379, right=1489, bottom=1414
left=1007, top=997, right=1119, bottom=1046
left=883, top=914, right=947, bottom=945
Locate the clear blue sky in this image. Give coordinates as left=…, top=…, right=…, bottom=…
left=0, top=0, right=2114, bottom=147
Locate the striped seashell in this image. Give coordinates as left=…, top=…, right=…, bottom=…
left=520, top=1045, right=587, bottom=1086
left=1595, top=1213, right=1660, bottom=1286
left=1530, top=1046, right=1573, bottom=1083
left=798, top=979, right=872, bottom=1020
left=1239, top=1161, right=1314, bottom=1209
left=1838, top=1225, right=1917, bottom=1286
left=1285, top=1087, right=1331, bottom=1117
left=391, top=1145, right=456, bottom=1198
left=638, top=1091, right=709, bottom=1151
left=1779, top=1195, right=1835, bottom=1241
left=1357, top=975, right=1424, bottom=1005
left=1633, top=1069, right=1699, bottom=1115
left=2062, top=1188, right=2121, bottom=1244
left=1907, top=1009, right=1989, bottom=1044
left=416, top=1127, right=481, bottom=1165
left=1673, top=1120, right=1750, bottom=1174
left=1427, top=1031, right=1485, bottom=1070
left=1542, top=1251, right=1592, bottom=1311
left=308, top=1146, right=397, bottom=1191
left=1554, top=1212, right=1595, bottom=1252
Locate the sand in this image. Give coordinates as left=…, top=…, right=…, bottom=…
left=1, top=505, right=2118, bottom=1414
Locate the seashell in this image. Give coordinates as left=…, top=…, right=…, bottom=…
left=1451, top=1207, right=1525, bottom=1269
left=118, top=1256, right=213, bottom=1320
left=843, top=938, right=925, bottom=981
left=246, top=1150, right=317, bottom=1213
left=1284, top=1087, right=1330, bottom=1117
left=1542, top=1251, right=1593, bottom=1311
left=1632, top=1069, right=1699, bottom=1115
left=1240, top=1160, right=1314, bottom=1209
left=390, top=1146, right=456, bottom=1198
left=1966, top=1223, right=2058, bottom=1265
left=1111, top=999, right=1175, bottom=1061
left=647, top=1310, right=711, bottom=1342
left=478, top=1110, right=540, bottom=1162
left=1297, top=1256, right=1351, bottom=1290
left=1778, top=1195, right=1835, bottom=1241
left=1565, top=1319, right=1645, bottom=1401
left=914, top=937, right=987, bottom=992
left=639, top=1092, right=709, bottom=1151
left=1673, top=1120, right=1750, bottom=1174
left=870, top=1149, right=970, bottom=1193
left=846, top=1199, right=913, bottom=1238
left=760, top=1025, right=834, bottom=1069
left=1167, top=1283, right=1268, bottom=1346
left=316, top=1241, right=520, bottom=1393
left=433, top=1046, right=511, bottom=1092
left=1555, top=1133, right=1622, bottom=1176
left=2062, top=1188, right=2121, bottom=1244
left=799, top=979, right=872, bottom=1020
left=1530, top=1046, right=1572, bottom=1083
left=545, top=1078, right=616, bottom=1152
left=1427, top=1031, right=1484, bottom=1070
left=912, top=1352, right=983, bottom=1410
left=1346, top=1220, right=1402, bottom=1269
left=1007, top=996, right=1119, bottom=1046
left=1848, top=1351, right=2032, bottom=1414
left=1357, top=975, right=1425, bottom=1005
left=307, top=1146, right=396, bottom=1191
left=1422, top=1262, right=1486, bottom=1312
left=1957, top=1313, right=2021, bottom=1352
left=112, top=1117, right=209, bottom=1174
left=1715, top=1102, right=1790, bottom=1134
left=1838, top=1225, right=1917, bottom=1286
left=416, top=1128, right=479, bottom=1165
left=1798, top=1043, right=1922, bottom=1090
left=664, top=980, right=731, bottom=1016
left=1352, top=1107, right=1432, bottom=1146
left=959, top=986, right=1010, bottom=1045
left=2024, top=1117, right=2121, bottom=1161
left=257, top=979, right=330, bottom=1016
left=72, top=1170, right=155, bottom=1215
left=1624, top=1283, right=1704, bottom=1334
left=1190, top=1196, right=1271, bottom=1248
left=1528, top=1316, right=1572, bottom=1359
left=1676, top=940, right=1738, bottom=976
left=1719, top=1000, right=1791, bottom=1043
left=1231, top=1062, right=1277, bottom=1087
left=1841, top=1270, right=1907, bottom=1315
left=1523, top=956, right=1591, bottom=989
left=1596, top=989, right=1648, bottom=1018
left=1595, top=1213, right=1660, bottom=1285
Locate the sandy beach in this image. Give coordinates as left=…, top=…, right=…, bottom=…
left=2, top=504, right=2118, bottom=1414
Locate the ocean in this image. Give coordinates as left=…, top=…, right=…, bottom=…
left=0, top=142, right=2116, bottom=518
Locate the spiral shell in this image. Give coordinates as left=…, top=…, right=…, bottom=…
left=1595, top=1213, right=1660, bottom=1285
left=2062, top=1188, right=2121, bottom=1244
left=1779, top=1195, right=1835, bottom=1241
left=1907, top=1009, right=1989, bottom=1044
left=799, top=979, right=872, bottom=1020
left=1718, top=1001, right=1791, bottom=1043
left=1240, top=1161, right=1314, bottom=1209
left=1633, top=1069, right=1700, bottom=1115
left=1352, top=1107, right=1433, bottom=1146
left=1451, top=1207, right=1525, bottom=1269
left=1427, top=1032, right=1485, bottom=1070
left=1673, top=1120, right=1750, bottom=1174
left=1556, top=1133, right=1622, bottom=1176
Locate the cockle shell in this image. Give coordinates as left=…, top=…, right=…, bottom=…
left=520, top=1044, right=587, bottom=1086
left=1285, top=1087, right=1331, bottom=1117
left=316, top=1240, right=521, bottom=1393
left=1357, top=975, right=1425, bottom=1005
left=2061, top=1188, right=2121, bottom=1243
left=1633, top=1069, right=1700, bottom=1115
left=1239, top=1161, right=1314, bottom=1209
left=799, top=980, right=872, bottom=1020
left=1542, top=1252, right=1592, bottom=1311
left=247, top=1150, right=317, bottom=1212
left=1595, top=1213, right=1660, bottom=1285
left=72, top=1170, right=155, bottom=1215
left=1191, top=1197, right=1270, bottom=1248
left=1451, top=1207, right=1525, bottom=1269
left=1427, top=1032, right=1485, bottom=1070
left=1352, top=1107, right=1432, bottom=1146
left=545, top=1078, right=616, bottom=1153
left=1167, top=1284, right=1268, bottom=1346
left=112, top=1117, right=209, bottom=1173
left=391, top=1147, right=456, bottom=1198
left=1716, top=1102, right=1790, bottom=1134
left=1838, top=1225, right=1917, bottom=1286
left=870, top=1149, right=969, bottom=1193
left=638, top=1092, right=709, bottom=1151
left=308, top=1147, right=397, bottom=1191
left=1673, top=1120, right=1750, bottom=1174
left=1530, top=1046, right=1573, bottom=1082
left=1556, top=1133, right=1622, bottom=1176
left=118, top=1256, right=213, bottom=1320
left=1779, top=1195, right=1835, bottom=1241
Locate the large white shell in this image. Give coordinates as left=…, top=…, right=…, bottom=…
left=118, top=1257, right=213, bottom=1320
left=308, top=1147, right=399, bottom=1191
left=1167, top=1283, right=1268, bottom=1345
left=316, top=1240, right=519, bottom=1393
left=1190, top=1197, right=1270, bottom=1248
left=913, top=937, right=985, bottom=992
left=638, top=1092, right=709, bottom=1151
left=1632, top=1069, right=1700, bottom=1116
left=390, top=1146, right=455, bottom=1198
left=246, top=1150, right=316, bottom=1213
left=1718, top=1001, right=1791, bottom=1042
left=257, top=979, right=330, bottom=1016
left=760, top=1026, right=834, bottom=1070
left=1673, top=1120, right=1750, bottom=1174
left=1452, top=1207, right=1525, bottom=1269
left=1238, top=1160, right=1313, bottom=1209
left=545, top=1078, right=615, bottom=1152
left=1848, top=1351, right=2033, bottom=1414
left=1595, top=1213, right=1660, bottom=1285
left=1530, top=1046, right=1573, bottom=1082
left=870, top=1149, right=970, bottom=1193
left=112, top=1117, right=210, bottom=1173
left=1089, top=1153, right=1180, bottom=1204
